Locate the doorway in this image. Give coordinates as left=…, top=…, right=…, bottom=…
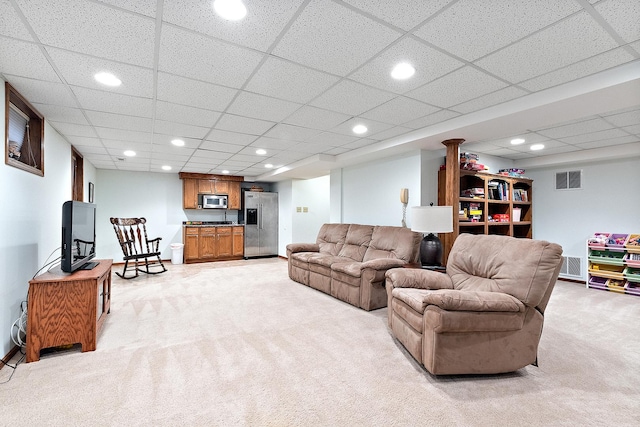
left=72, top=147, right=84, bottom=202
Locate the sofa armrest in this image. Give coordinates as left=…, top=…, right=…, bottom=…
left=361, top=258, right=407, bottom=271
left=422, top=289, right=525, bottom=312
left=385, top=268, right=454, bottom=291
left=286, top=243, right=319, bottom=256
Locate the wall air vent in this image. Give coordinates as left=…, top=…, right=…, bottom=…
left=559, top=256, right=583, bottom=279
left=556, top=170, right=581, bottom=190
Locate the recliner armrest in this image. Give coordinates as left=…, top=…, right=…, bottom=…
left=422, top=289, right=525, bottom=312
left=286, top=243, right=319, bottom=255
left=386, top=268, right=454, bottom=291
left=361, top=258, right=406, bottom=271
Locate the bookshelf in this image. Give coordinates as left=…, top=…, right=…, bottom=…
left=438, top=169, right=533, bottom=260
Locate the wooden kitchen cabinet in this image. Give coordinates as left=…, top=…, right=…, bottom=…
left=179, top=173, right=244, bottom=210
left=183, top=178, right=198, bottom=209
left=233, top=226, right=244, bottom=257
left=183, top=226, right=244, bottom=263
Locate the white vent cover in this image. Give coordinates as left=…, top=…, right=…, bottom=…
left=556, top=170, right=582, bottom=190
left=559, top=256, right=582, bottom=279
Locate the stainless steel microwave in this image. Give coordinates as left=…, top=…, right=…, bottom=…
left=200, top=194, right=228, bottom=209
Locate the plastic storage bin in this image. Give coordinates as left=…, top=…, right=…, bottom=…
left=588, top=233, right=610, bottom=249
left=606, top=234, right=628, bottom=251
left=588, top=276, right=607, bottom=290
left=170, top=243, right=184, bottom=264
left=625, top=234, right=640, bottom=253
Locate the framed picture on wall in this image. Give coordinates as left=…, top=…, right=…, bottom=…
left=89, top=182, right=94, bottom=203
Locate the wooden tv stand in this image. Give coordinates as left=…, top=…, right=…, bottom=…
left=27, top=259, right=113, bottom=362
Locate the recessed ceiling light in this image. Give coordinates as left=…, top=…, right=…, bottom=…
left=222, top=170, right=230, bottom=174
left=123, top=150, right=136, bottom=157
left=511, top=138, right=525, bottom=145
left=213, top=0, right=246, bottom=21
left=171, top=139, right=185, bottom=147
left=352, top=124, right=368, bottom=134
left=391, top=62, right=415, bottom=80
left=256, top=149, right=267, bottom=155
left=530, top=144, right=545, bottom=151
left=161, top=165, right=172, bottom=171
left=265, top=163, right=273, bottom=168
left=94, top=72, right=121, bottom=87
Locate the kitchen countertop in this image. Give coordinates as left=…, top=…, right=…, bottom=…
left=183, top=221, right=243, bottom=226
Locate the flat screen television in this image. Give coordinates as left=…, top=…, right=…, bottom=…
left=61, top=201, right=97, bottom=273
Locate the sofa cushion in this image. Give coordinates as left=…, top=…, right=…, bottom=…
left=446, top=234, right=563, bottom=308
left=316, top=223, right=350, bottom=255
left=337, top=224, right=374, bottom=262
left=363, top=226, right=421, bottom=263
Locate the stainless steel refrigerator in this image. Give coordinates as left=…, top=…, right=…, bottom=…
left=243, top=191, right=278, bottom=258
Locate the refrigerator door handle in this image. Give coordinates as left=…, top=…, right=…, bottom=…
left=260, top=203, right=264, bottom=229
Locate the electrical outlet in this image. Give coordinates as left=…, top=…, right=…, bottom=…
left=303, top=207, right=308, bottom=213
left=296, top=207, right=302, bottom=212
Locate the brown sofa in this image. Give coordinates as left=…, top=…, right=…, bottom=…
left=385, top=233, right=563, bottom=375
left=287, top=223, right=422, bottom=311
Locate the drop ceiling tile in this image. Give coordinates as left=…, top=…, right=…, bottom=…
left=414, top=0, right=580, bottom=62
left=367, top=126, right=413, bottom=141
left=152, top=135, right=201, bottom=149
left=451, top=86, right=529, bottom=114
left=192, top=149, right=233, bottom=161
left=71, top=145, right=108, bottom=155
left=206, top=129, right=259, bottom=145
left=595, top=0, right=640, bottom=43
left=272, top=0, right=401, bottom=76
left=526, top=145, right=579, bottom=157
left=6, top=76, right=77, bottom=107
left=344, top=0, right=453, bottom=31
left=227, top=153, right=268, bottom=164
left=576, top=135, right=638, bottom=150
left=98, top=0, right=156, bottom=17
left=263, top=124, right=321, bottom=142
left=155, top=101, right=221, bottom=128
left=182, top=165, right=212, bottom=174
left=249, top=137, right=299, bottom=151
left=283, top=106, right=351, bottom=130
left=0, top=41, right=60, bottom=82
left=105, top=144, right=151, bottom=156
left=154, top=120, right=211, bottom=139
left=46, top=47, right=154, bottom=98
left=622, top=124, right=640, bottom=135
left=603, top=108, right=640, bottom=127
left=16, top=0, right=155, bottom=67
left=475, top=12, right=618, bottom=83
left=215, top=114, right=276, bottom=136
left=519, top=48, right=635, bottom=92
left=537, top=118, right=614, bottom=138
left=226, top=91, right=302, bottom=123
left=401, top=109, right=460, bottom=129
left=560, top=128, right=630, bottom=144
left=49, top=122, right=97, bottom=138
left=480, top=133, right=549, bottom=148
left=341, top=138, right=377, bottom=150
left=150, top=152, right=192, bottom=162
left=323, top=146, right=350, bottom=155
left=199, top=140, right=245, bottom=154
left=163, top=0, right=304, bottom=51
left=330, top=118, right=393, bottom=138
left=305, top=132, right=359, bottom=146
left=407, top=66, right=507, bottom=108
left=32, top=104, right=88, bottom=125
left=360, top=96, right=439, bottom=125
left=0, top=2, right=33, bottom=40
left=310, top=79, right=395, bottom=116
left=245, top=56, right=340, bottom=104
left=510, top=139, right=570, bottom=153
left=158, top=25, right=264, bottom=88
left=89, top=160, right=117, bottom=169
left=96, top=128, right=151, bottom=143
left=72, top=86, right=153, bottom=117
left=65, top=136, right=102, bottom=147
left=156, top=73, right=237, bottom=112
left=85, top=111, right=152, bottom=132
left=349, top=37, right=464, bottom=94
left=216, top=160, right=256, bottom=168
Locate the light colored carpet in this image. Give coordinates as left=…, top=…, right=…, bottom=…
left=1, top=258, right=639, bottom=426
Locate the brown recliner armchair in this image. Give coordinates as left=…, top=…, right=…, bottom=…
left=385, top=233, right=563, bottom=375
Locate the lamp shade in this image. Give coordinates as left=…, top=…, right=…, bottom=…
left=410, top=206, right=453, bottom=233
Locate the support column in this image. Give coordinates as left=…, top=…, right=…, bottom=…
left=441, top=138, right=464, bottom=265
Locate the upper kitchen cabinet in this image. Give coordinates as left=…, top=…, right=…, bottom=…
left=179, top=173, right=243, bottom=210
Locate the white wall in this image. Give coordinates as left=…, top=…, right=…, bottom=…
left=527, top=157, right=640, bottom=279
left=0, top=80, right=75, bottom=356
left=341, top=151, right=421, bottom=226
left=292, top=176, right=330, bottom=243
left=273, top=180, right=292, bottom=257
left=95, top=170, right=188, bottom=261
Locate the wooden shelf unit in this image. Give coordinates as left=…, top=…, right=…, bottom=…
left=438, top=168, right=533, bottom=260
left=26, top=259, right=113, bottom=362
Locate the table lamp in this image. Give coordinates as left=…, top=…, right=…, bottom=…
left=411, top=205, right=453, bottom=267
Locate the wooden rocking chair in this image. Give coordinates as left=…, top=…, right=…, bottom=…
left=110, top=217, right=167, bottom=279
